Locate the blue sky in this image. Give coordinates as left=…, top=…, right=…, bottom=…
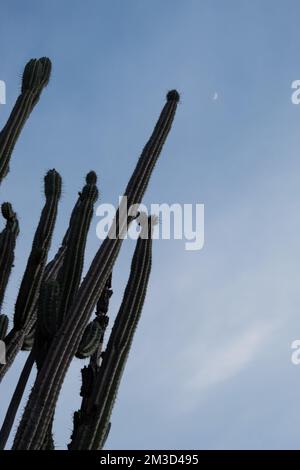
left=1, top=0, right=300, bottom=449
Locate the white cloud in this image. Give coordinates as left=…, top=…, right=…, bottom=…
left=185, top=322, right=274, bottom=393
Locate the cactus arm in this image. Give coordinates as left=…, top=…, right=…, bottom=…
left=1, top=280, right=60, bottom=451
left=0, top=170, right=61, bottom=382
left=0, top=315, right=9, bottom=340
left=56, top=171, right=98, bottom=322
left=13, top=91, right=179, bottom=450
left=21, top=178, right=89, bottom=351
left=0, top=349, right=35, bottom=450
left=29, top=173, right=99, bottom=447
left=69, top=215, right=154, bottom=449
left=0, top=58, right=51, bottom=183
left=125, top=91, right=179, bottom=206
left=13, top=169, right=62, bottom=330
left=69, top=274, right=112, bottom=447
left=0, top=330, right=26, bottom=383
left=95, top=258, right=152, bottom=450
left=94, top=225, right=153, bottom=450
left=0, top=203, right=19, bottom=311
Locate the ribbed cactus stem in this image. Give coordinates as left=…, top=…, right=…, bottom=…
left=13, top=91, right=178, bottom=450
left=32, top=172, right=98, bottom=448
left=0, top=315, right=8, bottom=340
left=40, top=425, right=55, bottom=450
left=94, top=216, right=156, bottom=450
left=0, top=350, right=35, bottom=450
left=0, top=58, right=51, bottom=183
left=35, top=280, right=61, bottom=370
left=21, top=173, right=97, bottom=349
left=38, top=280, right=61, bottom=342
left=23, top=176, right=93, bottom=350
left=0, top=172, right=99, bottom=447
left=0, top=203, right=19, bottom=311
left=14, top=169, right=61, bottom=330
left=69, top=274, right=112, bottom=445
left=0, top=169, right=61, bottom=382
left=69, top=215, right=156, bottom=449
left=125, top=90, right=179, bottom=208
left=56, top=171, right=98, bottom=322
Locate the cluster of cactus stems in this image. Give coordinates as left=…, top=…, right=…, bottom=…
left=0, top=57, right=179, bottom=450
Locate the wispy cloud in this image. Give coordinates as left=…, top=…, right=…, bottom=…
left=184, top=322, right=274, bottom=393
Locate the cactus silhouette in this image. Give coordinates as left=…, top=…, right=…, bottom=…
left=0, top=58, right=51, bottom=183
left=0, top=57, right=179, bottom=450
left=0, top=169, right=62, bottom=382
left=0, top=203, right=19, bottom=311
left=0, top=172, right=99, bottom=449
left=69, top=214, right=156, bottom=449
left=0, top=315, right=8, bottom=340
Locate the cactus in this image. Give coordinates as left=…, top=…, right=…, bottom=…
left=0, top=203, right=19, bottom=311
left=0, top=169, right=61, bottom=448
left=69, top=215, right=156, bottom=449
left=13, top=170, right=62, bottom=330
left=0, top=172, right=100, bottom=448
left=76, top=319, right=104, bottom=359
left=0, top=169, right=61, bottom=382
left=0, top=350, right=34, bottom=450
left=0, top=315, right=8, bottom=340
left=21, top=173, right=95, bottom=352
left=69, top=274, right=113, bottom=446
left=12, top=90, right=178, bottom=450
left=33, top=171, right=99, bottom=448
left=90, top=273, right=112, bottom=367
left=8, top=169, right=61, bottom=337
left=55, top=171, right=99, bottom=323
left=0, top=57, right=179, bottom=450
left=34, top=171, right=99, bottom=364
left=0, top=58, right=51, bottom=183
left=38, top=281, right=61, bottom=343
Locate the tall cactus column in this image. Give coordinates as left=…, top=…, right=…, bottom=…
left=13, top=91, right=179, bottom=450
left=69, top=215, right=156, bottom=450
left=0, top=58, right=51, bottom=184
left=0, top=203, right=19, bottom=311
left=0, top=170, right=62, bottom=382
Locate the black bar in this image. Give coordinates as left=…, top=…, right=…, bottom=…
left=1, top=450, right=300, bottom=464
